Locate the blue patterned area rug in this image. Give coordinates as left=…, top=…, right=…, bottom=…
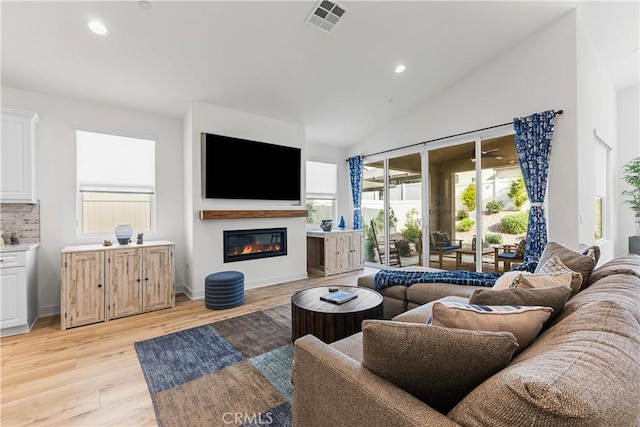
left=134, top=304, right=293, bottom=427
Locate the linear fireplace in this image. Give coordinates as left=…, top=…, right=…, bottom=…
left=223, top=228, right=287, bottom=263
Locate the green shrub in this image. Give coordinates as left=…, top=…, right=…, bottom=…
left=485, top=233, right=504, bottom=245
left=486, top=200, right=504, bottom=214
left=456, top=210, right=469, bottom=220
left=508, top=178, right=528, bottom=211
left=401, top=209, right=422, bottom=243
left=395, top=239, right=412, bottom=257
left=461, top=183, right=476, bottom=211
left=501, top=212, right=529, bottom=234
left=456, top=218, right=475, bottom=232
left=365, top=240, right=377, bottom=262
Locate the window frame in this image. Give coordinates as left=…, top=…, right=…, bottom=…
left=593, top=131, right=611, bottom=243
left=305, top=161, right=338, bottom=229
left=75, top=129, right=157, bottom=240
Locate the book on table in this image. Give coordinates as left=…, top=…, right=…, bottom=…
left=320, top=290, right=358, bottom=305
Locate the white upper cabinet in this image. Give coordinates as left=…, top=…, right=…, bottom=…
left=1, top=108, right=39, bottom=202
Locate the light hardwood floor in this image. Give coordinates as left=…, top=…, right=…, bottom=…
left=0, top=268, right=375, bottom=427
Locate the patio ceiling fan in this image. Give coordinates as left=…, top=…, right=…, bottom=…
left=471, top=148, right=504, bottom=162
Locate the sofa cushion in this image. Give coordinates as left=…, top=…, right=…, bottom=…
left=361, top=319, right=518, bottom=414
left=392, top=295, right=469, bottom=324
left=469, top=286, right=571, bottom=329
left=535, top=242, right=597, bottom=288
left=406, top=282, right=482, bottom=306
left=330, top=331, right=363, bottom=363
left=430, top=302, right=552, bottom=351
left=449, top=300, right=640, bottom=427
left=534, top=256, right=583, bottom=295
left=586, top=253, right=640, bottom=287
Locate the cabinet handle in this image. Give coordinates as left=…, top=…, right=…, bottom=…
left=145, top=278, right=149, bottom=281
left=98, top=284, right=102, bottom=288
left=137, top=279, right=141, bottom=282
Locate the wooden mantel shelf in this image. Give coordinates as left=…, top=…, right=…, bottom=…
left=199, top=209, right=307, bottom=220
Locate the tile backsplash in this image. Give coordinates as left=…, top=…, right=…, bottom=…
left=0, top=202, right=40, bottom=244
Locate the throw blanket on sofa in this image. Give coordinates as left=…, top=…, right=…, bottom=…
left=374, top=269, right=502, bottom=291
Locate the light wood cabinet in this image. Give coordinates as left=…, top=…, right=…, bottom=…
left=61, top=251, right=105, bottom=328
left=307, top=230, right=364, bottom=276
left=1, top=108, right=39, bottom=202
left=61, top=241, right=175, bottom=330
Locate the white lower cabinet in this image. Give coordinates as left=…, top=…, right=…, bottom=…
left=0, top=246, right=39, bottom=337
left=61, top=241, right=175, bottom=330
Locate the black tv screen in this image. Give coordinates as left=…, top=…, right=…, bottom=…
left=202, top=133, right=301, bottom=201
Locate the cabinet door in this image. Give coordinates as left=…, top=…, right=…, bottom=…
left=143, top=245, right=174, bottom=311
left=63, top=251, right=105, bottom=328
left=337, top=234, right=352, bottom=273
left=323, top=235, right=341, bottom=276
left=109, top=248, right=143, bottom=319
left=350, top=232, right=364, bottom=271
left=0, top=267, right=27, bottom=329
left=1, top=110, right=37, bottom=201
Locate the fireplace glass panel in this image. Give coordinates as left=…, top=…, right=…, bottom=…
left=224, top=228, right=287, bottom=263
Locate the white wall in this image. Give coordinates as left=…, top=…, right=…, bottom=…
left=348, top=11, right=579, bottom=247
left=616, top=83, right=640, bottom=255
left=575, top=9, right=618, bottom=264
left=183, top=101, right=307, bottom=298
left=1, top=87, right=185, bottom=315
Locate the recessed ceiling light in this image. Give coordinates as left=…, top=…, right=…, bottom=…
left=395, top=64, right=406, bottom=74
left=88, top=20, right=108, bottom=35
left=139, top=1, right=151, bottom=9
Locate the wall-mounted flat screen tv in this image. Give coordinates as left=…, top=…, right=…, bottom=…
left=202, top=132, right=301, bottom=201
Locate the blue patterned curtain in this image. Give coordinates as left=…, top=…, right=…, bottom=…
left=513, top=110, right=555, bottom=262
left=348, top=156, right=364, bottom=229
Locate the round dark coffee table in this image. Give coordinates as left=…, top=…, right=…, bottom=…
left=291, top=286, right=383, bottom=344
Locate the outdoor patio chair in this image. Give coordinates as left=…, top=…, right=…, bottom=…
left=494, top=239, right=526, bottom=272
left=370, top=220, right=401, bottom=267
left=429, top=231, right=463, bottom=269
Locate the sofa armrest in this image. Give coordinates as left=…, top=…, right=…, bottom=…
left=292, top=334, right=461, bottom=427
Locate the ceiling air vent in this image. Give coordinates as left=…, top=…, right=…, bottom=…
left=305, top=0, right=347, bottom=33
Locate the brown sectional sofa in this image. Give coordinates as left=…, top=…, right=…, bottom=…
left=357, top=266, right=487, bottom=318
left=292, top=253, right=640, bottom=426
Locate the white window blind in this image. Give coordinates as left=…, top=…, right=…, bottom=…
left=306, top=161, right=337, bottom=199
left=76, top=130, right=155, bottom=193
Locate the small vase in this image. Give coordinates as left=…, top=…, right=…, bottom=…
left=114, top=223, right=133, bottom=245
left=320, top=219, right=333, bottom=232
left=338, top=216, right=346, bottom=229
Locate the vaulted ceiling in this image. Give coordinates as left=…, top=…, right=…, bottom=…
left=2, top=1, right=638, bottom=147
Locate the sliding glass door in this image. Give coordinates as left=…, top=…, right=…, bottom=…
left=362, top=153, right=423, bottom=268
left=360, top=131, right=528, bottom=272
left=425, top=134, right=525, bottom=272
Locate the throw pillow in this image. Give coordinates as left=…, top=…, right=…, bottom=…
left=492, top=271, right=523, bottom=290
left=430, top=302, right=552, bottom=351
left=441, top=231, right=452, bottom=246
left=361, top=319, right=518, bottom=414
left=469, top=286, right=572, bottom=329
left=535, top=242, right=597, bottom=288
left=515, top=272, right=573, bottom=291
left=536, top=256, right=583, bottom=295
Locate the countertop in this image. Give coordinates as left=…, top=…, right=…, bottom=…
left=0, top=243, right=40, bottom=252
left=307, top=229, right=362, bottom=237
